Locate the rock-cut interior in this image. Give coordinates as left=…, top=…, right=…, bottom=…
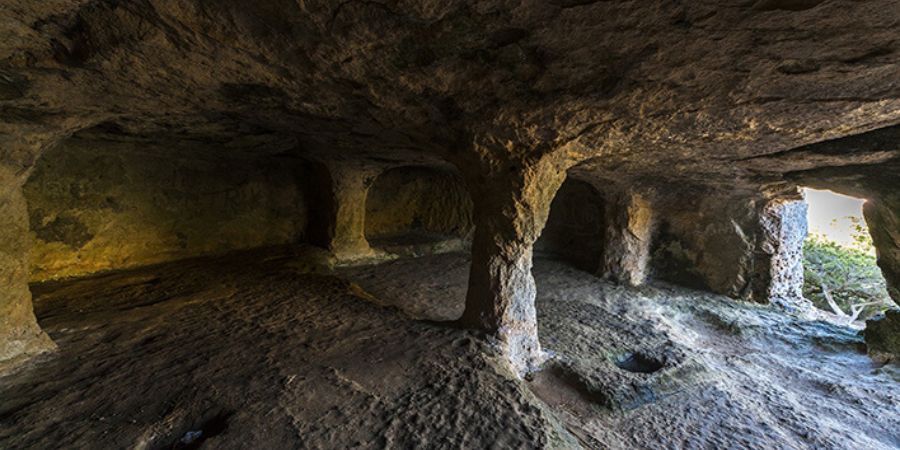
left=1, top=1, right=900, bottom=448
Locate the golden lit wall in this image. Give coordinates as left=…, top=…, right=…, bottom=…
left=24, top=138, right=311, bottom=281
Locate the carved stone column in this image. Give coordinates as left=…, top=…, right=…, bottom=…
left=602, top=191, right=654, bottom=287
left=460, top=158, right=567, bottom=376
left=306, top=162, right=380, bottom=263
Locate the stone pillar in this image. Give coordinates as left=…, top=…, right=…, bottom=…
left=307, top=162, right=379, bottom=263
left=0, top=136, right=56, bottom=369
left=602, top=191, right=654, bottom=286
left=459, top=159, right=567, bottom=377
left=863, top=194, right=900, bottom=303
left=327, top=165, right=378, bottom=261
left=753, top=196, right=811, bottom=310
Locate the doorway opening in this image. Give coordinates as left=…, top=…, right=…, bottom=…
left=801, top=188, right=893, bottom=324
left=534, top=178, right=607, bottom=273
left=364, top=166, right=473, bottom=257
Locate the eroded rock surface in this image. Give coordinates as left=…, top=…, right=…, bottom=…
left=601, top=190, right=654, bottom=287
left=2, top=1, right=898, bottom=170
left=365, top=166, right=473, bottom=241
left=345, top=252, right=900, bottom=449
left=0, top=249, right=573, bottom=449
left=460, top=155, right=571, bottom=375
left=758, top=195, right=810, bottom=310
left=24, top=135, right=312, bottom=281
left=5, top=249, right=891, bottom=448
left=0, top=178, right=54, bottom=369
left=866, top=309, right=900, bottom=363
left=1, top=0, right=899, bottom=380
left=865, top=196, right=900, bottom=304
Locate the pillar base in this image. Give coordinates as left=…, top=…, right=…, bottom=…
left=496, top=324, right=547, bottom=377
left=0, top=322, right=55, bottom=372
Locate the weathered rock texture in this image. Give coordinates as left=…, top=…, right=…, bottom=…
left=749, top=126, right=900, bottom=305
left=0, top=135, right=56, bottom=368
left=758, top=196, right=809, bottom=309
left=652, top=193, right=759, bottom=297
left=864, top=196, right=900, bottom=303
left=865, top=309, right=900, bottom=363
left=24, top=134, right=311, bottom=281
left=365, top=166, right=473, bottom=240
left=1, top=0, right=899, bottom=369
left=6, top=249, right=900, bottom=448
left=460, top=155, right=570, bottom=375
left=601, top=190, right=654, bottom=287
left=306, top=162, right=380, bottom=262
left=342, top=252, right=900, bottom=449
left=650, top=190, right=811, bottom=309
left=0, top=179, right=55, bottom=368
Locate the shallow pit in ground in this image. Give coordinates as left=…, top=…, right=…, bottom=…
left=614, top=352, right=665, bottom=374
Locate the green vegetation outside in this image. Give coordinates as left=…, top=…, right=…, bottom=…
left=802, top=216, right=894, bottom=321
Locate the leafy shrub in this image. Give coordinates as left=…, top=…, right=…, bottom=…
left=802, top=218, right=893, bottom=321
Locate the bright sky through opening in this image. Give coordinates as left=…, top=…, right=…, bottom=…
left=803, top=188, right=869, bottom=249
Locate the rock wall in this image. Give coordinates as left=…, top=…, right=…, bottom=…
left=757, top=197, right=808, bottom=309
left=651, top=194, right=760, bottom=298
left=1, top=0, right=899, bottom=373
left=0, top=176, right=55, bottom=367
left=24, top=138, right=311, bottom=281
left=535, top=179, right=606, bottom=273
left=365, top=166, right=473, bottom=239
left=0, top=132, right=58, bottom=369
left=650, top=191, right=810, bottom=308
left=864, top=193, right=900, bottom=304
left=865, top=309, right=900, bottom=363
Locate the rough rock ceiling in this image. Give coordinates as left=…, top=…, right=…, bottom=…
left=2, top=0, right=899, bottom=188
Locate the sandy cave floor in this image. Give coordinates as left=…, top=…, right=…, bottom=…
left=1, top=246, right=899, bottom=449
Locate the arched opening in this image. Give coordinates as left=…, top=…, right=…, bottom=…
left=801, top=188, right=894, bottom=325
left=534, top=178, right=606, bottom=273
left=330, top=165, right=475, bottom=322
left=364, top=166, right=473, bottom=256
left=531, top=175, right=611, bottom=361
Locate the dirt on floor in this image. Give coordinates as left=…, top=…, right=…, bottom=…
left=1, top=247, right=898, bottom=449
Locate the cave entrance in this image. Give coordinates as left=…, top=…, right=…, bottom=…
left=535, top=178, right=607, bottom=273
left=364, top=166, right=473, bottom=256
left=801, top=188, right=893, bottom=324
